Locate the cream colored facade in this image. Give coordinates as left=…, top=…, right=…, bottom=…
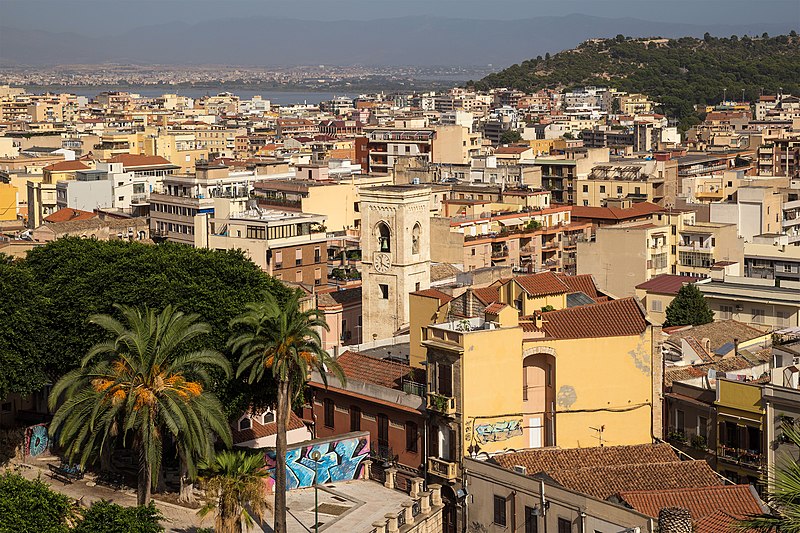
left=361, top=186, right=432, bottom=341
left=431, top=125, right=482, bottom=165
left=579, top=211, right=743, bottom=297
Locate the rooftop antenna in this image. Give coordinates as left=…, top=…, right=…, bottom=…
left=590, top=425, right=605, bottom=446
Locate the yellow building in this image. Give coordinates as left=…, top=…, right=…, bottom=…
left=411, top=272, right=661, bottom=485
left=42, top=160, right=92, bottom=185
left=715, top=379, right=765, bottom=486
left=0, top=182, right=18, bottom=221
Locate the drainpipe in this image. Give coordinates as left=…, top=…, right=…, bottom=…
left=310, top=389, right=317, bottom=439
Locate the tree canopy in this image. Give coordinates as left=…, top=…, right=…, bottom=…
left=0, top=471, right=73, bottom=533
left=1, top=238, right=293, bottom=415
left=470, top=34, right=800, bottom=130
left=664, top=284, right=715, bottom=327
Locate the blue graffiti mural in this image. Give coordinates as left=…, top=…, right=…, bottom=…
left=265, top=434, right=370, bottom=490
left=474, top=419, right=523, bottom=444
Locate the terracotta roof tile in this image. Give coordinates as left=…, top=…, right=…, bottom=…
left=336, top=350, right=412, bottom=389
left=664, top=352, right=771, bottom=387
left=635, top=274, right=697, bottom=295
left=431, top=263, right=462, bottom=282
left=485, top=302, right=508, bottom=314
left=108, top=154, right=175, bottom=168
left=618, top=485, right=763, bottom=521
left=43, top=160, right=90, bottom=172
left=571, top=202, right=665, bottom=221
left=494, top=443, right=678, bottom=473
left=232, top=410, right=305, bottom=445
left=555, top=273, right=600, bottom=299
left=665, top=320, right=767, bottom=354
left=472, top=285, right=501, bottom=305
left=411, top=288, right=453, bottom=304
left=554, top=461, right=723, bottom=500
left=539, top=297, right=648, bottom=339
left=43, top=207, right=96, bottom=223
left=514, top=271, right=571, bottom=297
left=695, top=510, right=751, bottom=533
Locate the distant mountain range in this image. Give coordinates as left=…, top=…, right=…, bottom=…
left=0, top=14, right=795, bottom=67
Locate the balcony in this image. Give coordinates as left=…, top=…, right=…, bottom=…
left=718, top=445, right=764, bottom=468
left=427, top=392, right=456, bottom=416
left=427, top=457, right=458, bottom=481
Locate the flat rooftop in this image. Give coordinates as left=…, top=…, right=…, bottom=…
left=280, top=479, right=410, bottom=532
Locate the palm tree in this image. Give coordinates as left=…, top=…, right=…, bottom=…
left=736, top=422, right=800, bottom=533
left=49, top=304, right=233, bottom=505
left=229, top=292, right=345, bottom=533
left=198, top=449, right=271, bottom=533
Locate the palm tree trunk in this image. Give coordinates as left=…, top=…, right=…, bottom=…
left=178, top=456, right=195, bottom=504
left=274, top=379, right=290, bottom=533
left=137, top=444, right=152, bottom=506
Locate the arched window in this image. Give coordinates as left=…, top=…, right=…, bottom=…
left=377, top=222, right=391, bottom=252
left=412, top=223, right=421, bottom=255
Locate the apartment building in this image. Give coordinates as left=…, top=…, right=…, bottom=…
left=744, top=239, right=800, bottom=282
left=757, top=134, right=800, bottom=179
left=148, top=163, right=252, bottom=245
left=432, top=206, right=590, bottom=275
left=411, top=275, right=661, bottom=517
left=535, top=148, right=610, bottom=204
left=205, top=207, right=327, bottom=286
left=578, top=156, right=678, bottom=207
left=697, top=273, right=800, bottom=329
left=579, top=210, right=742, bottom=297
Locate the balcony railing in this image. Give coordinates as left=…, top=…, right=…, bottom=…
left=718, top=445, right=764, bottom=468
left=427, top=392, right=456, bottom=416
left=427, top=457, right=458, bottom=481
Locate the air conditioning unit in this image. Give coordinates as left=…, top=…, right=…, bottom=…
left=513, top=465, right=527, bottom=475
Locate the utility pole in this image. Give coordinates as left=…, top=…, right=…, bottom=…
left=590, top=425, right=605, bottom=446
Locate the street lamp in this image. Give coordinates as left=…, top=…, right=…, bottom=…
left=311, top=450, right=321, bottom=531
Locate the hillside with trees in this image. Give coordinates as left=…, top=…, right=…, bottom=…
left=469, top=33, right=800, bottom=130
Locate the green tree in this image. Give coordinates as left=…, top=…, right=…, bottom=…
left=74, top=501, right=163, bottom=533
left=19, top=238, right=291, bottom=414
left=0, top=471, right=73, bottom=533
left=0, top=257, right=48, bottom=400
left=499, top=129, right=522, bottom=144
left=198, top=450, right=271, bottom=533
left=736, top=422, right=800, bottom=532
left=49, top=305, right=233, bottom=505
left=663, top=284, right=714, bottom=327
left=229, top=295, right=345, bottom=533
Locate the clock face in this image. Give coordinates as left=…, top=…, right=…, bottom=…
left=373, top=252, right=391, bottom=273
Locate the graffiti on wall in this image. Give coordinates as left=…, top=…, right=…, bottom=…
left=265, top=434, right=370, bottom=490
left=25, top=424, right=50, bottom=457
left=474, top=419, right=523, bottom=444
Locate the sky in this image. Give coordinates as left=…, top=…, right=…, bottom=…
left=2, top=0, right=798, bottom=34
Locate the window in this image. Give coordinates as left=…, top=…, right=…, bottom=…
left=246, top=225, right=266, bottom=239
left=415, top=282, right=421, bottom=292
left=324, top=399, right=335, bottom=428
left=295, top=249, right=303, bottom=266
left=582, top=185, right=588, bottom=193
left=752, top=308, right=765, bottom=324
left=274, top=251, right=283, bottom=268
left=719, top=305, right=734, bottom=320
left=634, top=186, right=641, bottom=195
left=377, top=414, right=389, bottom=447
left=558, top=518, right=572, bottom=533
left=379, top=284, right=389, bottom=299
left=699, top=416, right=708, bottom=440
left=350, top=406, right=361, bottom=432
left=651, top=300, right=662, bottom=312
left=438, top=363, right=453, bottom=397
left=785, top=264, right=793, bottom=273
left=493, top=495, right=507, bottom=526
left=378, top=222, right=391, bottom=252
left=777, top=311, right=790, bottom=327
left=616, top=186, right=623, bottom=195
left=599, top=185, right=606, bottom=193
left=262, top=411, right=275, bottom=424
left=239, top=417, right=251, bottom=431
left=525, top=506, right=538, bottom=533
left=676, top=409, right=685, bottom=433
left=412, top=223, right=421, bottom=255
left=314, top=247, right=321, bottom=263
left=406, top=421, right=419, bottom=453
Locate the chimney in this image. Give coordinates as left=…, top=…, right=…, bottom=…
left=658, top=507, right=692, bottom=533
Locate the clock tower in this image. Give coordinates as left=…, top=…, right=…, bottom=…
left=360, top=185, right=431, bottom=343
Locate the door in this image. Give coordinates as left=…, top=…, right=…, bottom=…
left=529, top=417, right=543, bottom=448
